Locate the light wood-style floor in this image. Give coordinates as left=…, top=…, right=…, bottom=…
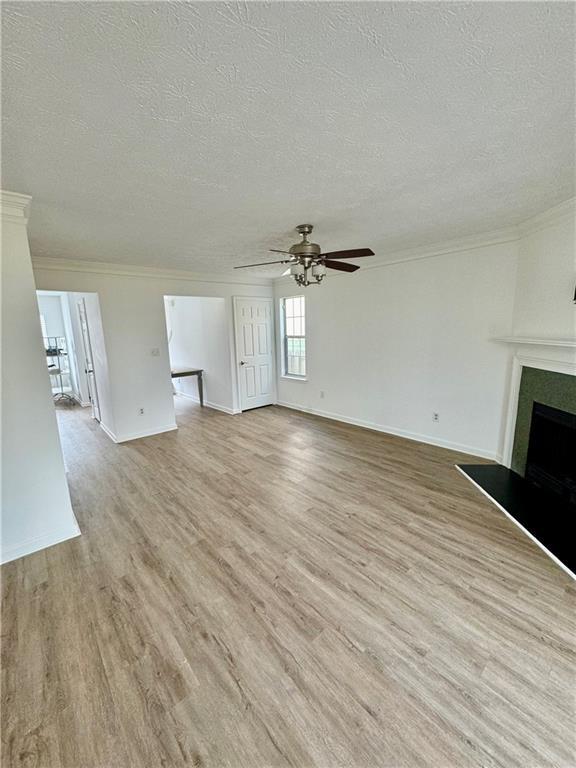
left=2, top=399, right=574, bottom=768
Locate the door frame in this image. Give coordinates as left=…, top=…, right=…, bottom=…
left=232, top=296, right=277, bottom=412
left=77, top=297, right=101, bottom=422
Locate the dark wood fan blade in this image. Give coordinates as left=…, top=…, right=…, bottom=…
left=269, top=249, right=293, bottom=254
left=234, top=260, right=290, bottom=269
left=321, top=248, right=374, bottom=260
left=323, top=259, right=360, bottom=273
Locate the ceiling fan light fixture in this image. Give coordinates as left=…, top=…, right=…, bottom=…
left=311, top=263, right=326, bottom=277
left=234, top=224, right=373, bottom=285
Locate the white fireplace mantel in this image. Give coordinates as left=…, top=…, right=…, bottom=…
left=498, top=337, right=576, bottom=467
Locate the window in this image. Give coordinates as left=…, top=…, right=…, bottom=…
left=282, top=296, right=306, bottom=377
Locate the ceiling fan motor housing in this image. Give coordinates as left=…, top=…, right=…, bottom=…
left=233, top=221, right=372, bottom=284
left=290, top=224, right=321, bottom=260
left=289, top=242, right=321, bottom=258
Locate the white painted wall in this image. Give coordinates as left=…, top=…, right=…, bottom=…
left=1, top=192, right=80, bottom=564
left=275, top=239, right=519, bottom=460
left=32, top=262, right=273, bottom=442
left=165, top=296, right=234, bottom=413
left=37, top=293, right=65, bottom=337
left=513, top=201, right=576, bottom=339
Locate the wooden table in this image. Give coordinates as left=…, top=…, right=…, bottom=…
left=171, top=367, right=204, bottom=406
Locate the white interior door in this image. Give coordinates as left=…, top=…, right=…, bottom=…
left=77, top=298, right=101, bottom=422
left=233, top=297, right=275, bottom=411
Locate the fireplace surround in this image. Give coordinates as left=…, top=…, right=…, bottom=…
left=511, top=366, right=576, bottom=477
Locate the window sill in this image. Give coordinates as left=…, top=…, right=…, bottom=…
left=281, top=375, right=308, bottom=382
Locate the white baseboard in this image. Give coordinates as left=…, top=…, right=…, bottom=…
left=99, top=421, right=118, bottom=442
left=99, top=421, right=178, bottom=443
left=175, top=392, right=239, bottom=415
left=1, top=524, right=81, bottom=565
left=277, top=401, right=500, bottom=461
left=455, top=466, right=575, bottom=581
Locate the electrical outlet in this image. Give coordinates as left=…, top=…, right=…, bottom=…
left=320, top=391, right=325, bottom=399
left=432, top=412, right=439, bottom=422
left=151, top=348, right=160, bottom=357
left=139, top=408, right=144, bottom=415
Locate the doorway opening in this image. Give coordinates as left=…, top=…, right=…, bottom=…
left=164, top=296, right=235, bottom=420
left=36, top=291, right=108, bottom=425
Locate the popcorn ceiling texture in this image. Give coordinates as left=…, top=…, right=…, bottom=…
left=2, top=1, right=574, bottom=273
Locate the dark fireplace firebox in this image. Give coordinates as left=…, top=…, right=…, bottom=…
left=525, top=402, right=576, bottom=507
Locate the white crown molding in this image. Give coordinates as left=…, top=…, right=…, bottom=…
left=274, top=225, right=519, bottom=283
left=362, top=226, right=519, bottom=271
left=0, top=190, right=32, bottom=223
left=517, top=197, right=575, bottom=237
left=493, top=336, right=576, bottom=349
left=274, top=197, right=575, bottom=284
left=29, top=197, right=574, bottom=284
left=31, top=256, right=273, bottom=287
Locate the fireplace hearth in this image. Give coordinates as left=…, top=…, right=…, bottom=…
left=457, top=367, right=575, bottom=580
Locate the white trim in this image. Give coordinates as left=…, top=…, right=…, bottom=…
left=273, top=198, right=574, bottom=284
left=517, top=197, right=575, bottom=237
left=494, top=336, right=576, bottom=349
left=0, top=189, right=31, bottom=222
left=116, top=423, right=178, bottom=443
left=502, top=356, right=523, bottom=468
left=174, top=391, right=240, bottom=415
left=455, top=466, right=575, bottom=581
left=99, top=421, right=119, bottom=443
left=277, top=401, right=499, bottom=461
left=274, top=226, right=519, bottom=282
left=27, top=198, right=575, bottom=284
left=279, top=294, right=307, bottom=379
left=1, top=524, right=81, bottom=565
left=100, top=421, right=178, bottom=444
left=233, top=296, right=277, bottom=411
left=32, top=257, right=272, bottom=286
left=501, top=354, right=576, bottom=467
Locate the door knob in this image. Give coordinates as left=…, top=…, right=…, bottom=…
left=240, top=360, right=246, bottom=366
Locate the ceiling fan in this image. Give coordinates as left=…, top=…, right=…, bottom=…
left=234, top=224, right=374, bottom=286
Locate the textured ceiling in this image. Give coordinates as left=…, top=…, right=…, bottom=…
left=2, top=1, right=574, bottom=274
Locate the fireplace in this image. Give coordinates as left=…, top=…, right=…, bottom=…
left=525, top=402, right=576, bottom=507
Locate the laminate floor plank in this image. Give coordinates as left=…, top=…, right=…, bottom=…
left=2, top=399, right=574, bottom=767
